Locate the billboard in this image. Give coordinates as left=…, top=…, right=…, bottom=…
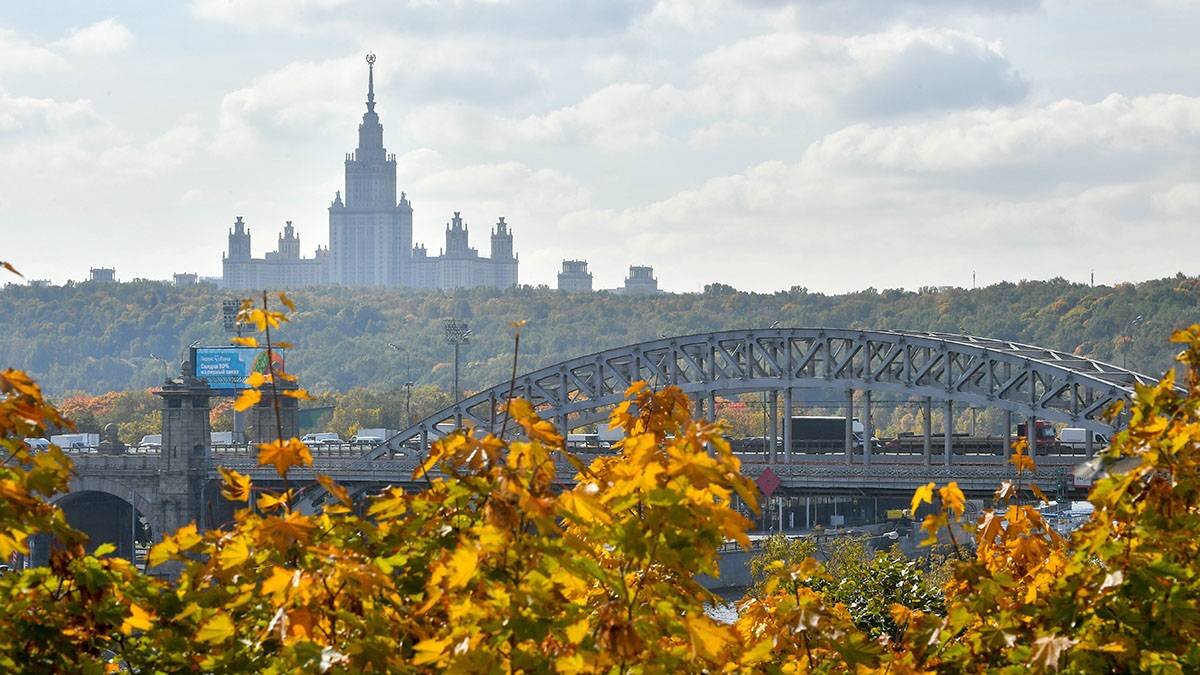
left=192, top=346, right=285, bottom=390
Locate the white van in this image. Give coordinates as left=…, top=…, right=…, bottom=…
left=1059, top=428, right=1109, bottom=450
left=301, top=432, right=343, bottom=446
left=24, top=438, right=50, bottom=452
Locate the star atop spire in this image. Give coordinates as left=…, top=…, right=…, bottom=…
left=365, top=53, right=376, bottom=113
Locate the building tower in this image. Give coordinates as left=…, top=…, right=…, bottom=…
left=490, top=217, right=518, bottom=287
left=557, top=260, right=592, bottom=292
left=222, top=216, right=253, bottom=288
left=328, top=54, right=413, bottom=286
left=227, top=216, right=251, bottom=261
left=277, top=221, right=300, bottom=259
left=445, top=211, right=473, bottom=257
left=624, top=265, right=658, bottom=295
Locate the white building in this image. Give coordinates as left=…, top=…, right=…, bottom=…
left=220, top=55, right=517, bottom=291
left=557, top=260, right=592, bottom=292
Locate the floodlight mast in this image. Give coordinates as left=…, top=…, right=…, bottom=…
left=443, top=319, right=472, bottom=402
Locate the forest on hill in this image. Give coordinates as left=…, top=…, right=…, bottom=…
left=2, top=275, right=1197, bottom=401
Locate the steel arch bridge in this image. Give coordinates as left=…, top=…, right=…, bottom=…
left=360, top=328, right=1159, bottom=464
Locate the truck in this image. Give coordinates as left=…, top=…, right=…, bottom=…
left=50, top=433, right=99, bottom=450
left=789, top=416, right=867, bottom=453
left=351, top=428, right=395, bottom=445
left=1058, top=427, right=1109, bottom=451
left=1015, top=420, right=1057, bottom=449
left=210, top=431, right=234, bottom=446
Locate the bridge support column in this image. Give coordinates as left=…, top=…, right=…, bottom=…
left=707, top=391, right=716, bottom=423
left=1027, top=414, right=1037, bottom=459
left=420, top=426, right=429, bottom=454
left=862, top=390, right=872, bottom=466
left=783, top=387, right=793, bottom=463
left=844, top=389, right=854, bottom=465
left=694, top=396, right=703, bottom=421
left=246, top=381, right=299, bottom=444
left=943, top=399, right=953, bottom=467
left=768, top=390, right=778, bottom=465
left=1004, top=411, right=1013, bottom=459
left=1085, top=389, right=1095, bottom=457
left=923, top=397, right=932, bottom=466
left=156, top=369, right=214, bottom=552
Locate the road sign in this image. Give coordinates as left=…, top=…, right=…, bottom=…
left=756, top=467, right=780, bottom=497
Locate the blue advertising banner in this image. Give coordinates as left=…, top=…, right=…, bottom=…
left=192, top=346, right=284, bottom=390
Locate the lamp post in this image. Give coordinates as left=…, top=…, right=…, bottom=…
left=388, top=342, right=417, bottom=424
left=1124, top=315, right=1144, bottom=369
left=443, top=319, right=471, bottom=402
left=149, top=353, right=168, bottom=381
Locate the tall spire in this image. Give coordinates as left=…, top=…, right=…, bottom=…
left=365, top=52, right=376, bottom=113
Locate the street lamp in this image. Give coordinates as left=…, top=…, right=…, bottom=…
left=148, top=353, right=168, bottom=381
left=1124, top=315, right=1144, bottom=369
left=387, top=342, right=417, bottom=424
left=443, top=319, right=471, bottom=402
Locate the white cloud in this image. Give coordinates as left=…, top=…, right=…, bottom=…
left=691, top=26, right=1026, bottom=118
left=514, top=82, right=686, bottom=151
left=805, top=94, right=1200, bottom=174
left=0, top=28, right=65, bottom=73
left=54, top=18, right=134, bottom=54
left=688, top=119, right=766, bottom=147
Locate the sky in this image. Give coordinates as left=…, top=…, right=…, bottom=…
left=1, top=0, right=1199, bottom=293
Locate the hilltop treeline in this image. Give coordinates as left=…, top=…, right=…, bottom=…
left=2, top=276, right=1197, bottom=396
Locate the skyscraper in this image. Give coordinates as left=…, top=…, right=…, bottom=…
left=328, top=53, right=414, bottom=286
left=220, top=54, right=518, bottom=291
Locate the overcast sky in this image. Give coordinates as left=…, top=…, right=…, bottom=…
left=2, top=0, right=1198, bottom=292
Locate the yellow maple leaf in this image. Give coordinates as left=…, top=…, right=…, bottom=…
left=939, top=482, right=966, bottom=518
left=911, top=481, right=936, bottom=516
left=233, top=388, right=262, bottom=412
left=245, top=371, right=267, bottom=388
left=277, top=291, right=296, bottom=311
left=120, top=603, right=154, bottom=635
left=218, top=536, right=250, bottom=568
left=412, top=637, right=452, bottom=666
left=261, top=565, right=295, bottom=596
left=218, top=466, right=252, bottom=502
left=564, top=619, right=590, bottom=645
left=196, top=613, right=235, bottom=644
left=230, top=336, right=258, bottom=347
left=446, top=544, right=479, bottom=589
left=683, top=614, right=728, bottom=661
left=258, top=438, right=313, bottom=477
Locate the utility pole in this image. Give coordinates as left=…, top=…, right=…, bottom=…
left=443, top=319, right=471, bottom=402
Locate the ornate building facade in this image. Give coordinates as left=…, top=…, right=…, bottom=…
left=221, top=217, right=328, bottom=289
left=411, top=212, right=518, bottom=289
left=220, top=55, right=517, bottom=291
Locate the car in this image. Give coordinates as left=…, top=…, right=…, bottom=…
left=350, top=435, right=384, bottom=446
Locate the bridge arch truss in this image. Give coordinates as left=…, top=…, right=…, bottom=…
left=365, top=328, right=1158, bottom=463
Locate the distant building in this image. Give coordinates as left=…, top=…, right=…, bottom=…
left=219, top=54, right=517, bottom=291
left=623, top=265, right=658, bottom=295
left=221, top=217, right=328, bottom=289
left=558, top=260, right=593, bottom=292
left=173, top=273, right=199, bottom=286
left=89, top=267, right=116, bottom=283
left=411, top=213, right=518, bottom=289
